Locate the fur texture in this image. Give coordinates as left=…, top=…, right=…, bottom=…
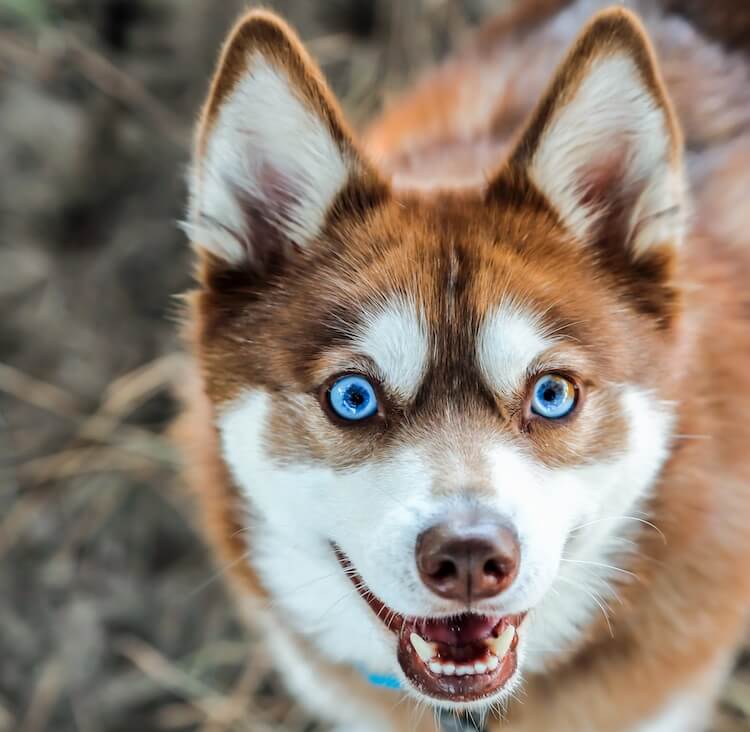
left=176, top=3, right=750, bottom=730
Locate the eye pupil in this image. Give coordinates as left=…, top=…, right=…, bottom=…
left=531, top=375, right=576, bottom=419
left=346, top=388, right=366, bottom=407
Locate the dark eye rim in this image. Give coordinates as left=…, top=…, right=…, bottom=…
left=318, top=371, right=388, bottom=427
left=523, top=371, right=583, bottom=425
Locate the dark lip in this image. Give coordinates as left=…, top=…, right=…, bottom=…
left=333, top=543, right=526, bottom=702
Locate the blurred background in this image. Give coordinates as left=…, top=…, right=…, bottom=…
left=0, top=1, right=748, bottom=731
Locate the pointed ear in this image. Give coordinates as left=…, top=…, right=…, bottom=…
left=490, top=9, right=685, bottom=259
left=187, top=10, right=388, bottom=270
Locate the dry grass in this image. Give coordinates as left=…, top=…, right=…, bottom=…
left=0, top=1, right=748, bottom=730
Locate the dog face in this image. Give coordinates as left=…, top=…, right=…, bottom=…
left=187, top=9, right=684, bottom=711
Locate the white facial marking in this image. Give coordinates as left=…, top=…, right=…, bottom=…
left=188, top=56, right=348, bottom=263
left=524, top=387, right=674, bottom=671
left=217, top=375, right=673, bottom=712
left=353, top=299, right=429, bottom=400
left=477, top=302, right=554, bottom=396
left=218, top=389, right=435, bottom=673
left=530, top=54, right=684, bottom=255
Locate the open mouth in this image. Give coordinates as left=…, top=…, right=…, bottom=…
left=334, top=545, right=525, bottom=703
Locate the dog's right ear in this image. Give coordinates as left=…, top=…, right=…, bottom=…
left=186, top=11, right=387, bottom=274
left=488, top=8, right=685, bottom=261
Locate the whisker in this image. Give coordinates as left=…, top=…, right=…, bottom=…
left=185, top=549, right=252, bottom=599
left=277, top=570, right=342, bottom=597
left=308, top=586, right=361, bottom=628
left=556, top=575, right=614, bottom=638
left=411, top=695, right=428, bottom=732
left=559, top=557, right=638, bottom=580
left=569, top=514, right=667, bottom=544
left=388, top=690, right=412, bottom=714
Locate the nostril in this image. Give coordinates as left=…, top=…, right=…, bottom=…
left=432, top=559, right=457, bottom=581
left=483, top=558, right=505, bottom=580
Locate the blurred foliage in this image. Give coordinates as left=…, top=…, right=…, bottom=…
left=1, top=0, right=51, bottom=26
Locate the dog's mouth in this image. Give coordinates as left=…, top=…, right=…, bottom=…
left=334, top=546, right=525, bottom=703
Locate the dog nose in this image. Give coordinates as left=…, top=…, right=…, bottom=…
left=416, top=515, right=520, bottom=602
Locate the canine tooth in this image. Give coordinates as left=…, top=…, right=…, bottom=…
left=487, top=655, right=500, bottom=671
left=474, top=661, right=487, bottom=674
left=442, top=662, right=456, bottom=675
left=410, top=633, right=437, bottom=663
left=489, top=625, right=515, bottom=659
left=429, top=661, right=443, bottom=675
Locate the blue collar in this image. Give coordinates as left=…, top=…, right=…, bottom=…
left=356, top=665, right=402, bottom=690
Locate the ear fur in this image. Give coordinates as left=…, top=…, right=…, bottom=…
left=490, top=8, right=686, bottom=260
left=187, top=10, right=386, bottom=270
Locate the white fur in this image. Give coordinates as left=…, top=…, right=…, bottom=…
left=524, top=387, right=674, bottom=671
left=352, top=299, right=429, bottom=400
left=477, top=302, right=555, bottom=396
left=188, top=56, right=348, bottom=263
left=218, top=373, right=673, bottom=714
left=530, top=54, right=685, bottom=256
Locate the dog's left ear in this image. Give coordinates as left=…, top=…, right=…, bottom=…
left=489, top=8, right=685, bottom=260
left=187, top=10, right=387, bottom=272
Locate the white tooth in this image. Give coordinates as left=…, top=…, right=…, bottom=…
left=442, top=662, right=456, bottom=675
left=474, top=661, right=487, bottom=674
left=410, top=633, right=437, bottom=663
left=487, top=655, right=500, bottom=671
left=457, top=665, right=473, bottom=676
left=429, top=661, right=443, bottom=675
left=489, top=625, right=515, bottom=659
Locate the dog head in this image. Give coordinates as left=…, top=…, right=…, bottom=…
left=186, top=8, right=684, bottom=711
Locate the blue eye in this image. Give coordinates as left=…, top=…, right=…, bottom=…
left=530, top=374, right=577, bottom=419
left=328, top=375, right=379, bottom=421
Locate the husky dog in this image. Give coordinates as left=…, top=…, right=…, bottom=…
left=176, top=3, right=750, bottom=730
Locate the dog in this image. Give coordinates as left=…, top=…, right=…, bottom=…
left=175, top=2, right=750, bottom=730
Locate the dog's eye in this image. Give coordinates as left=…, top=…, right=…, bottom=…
left=530, top=374, right=577, bottom=419
left=327, top=375, right=379, bottom=421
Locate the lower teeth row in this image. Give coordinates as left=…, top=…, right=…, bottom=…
left=428, top=654, right=500, bottom=676
left=409, top=625, right=516, bottom=677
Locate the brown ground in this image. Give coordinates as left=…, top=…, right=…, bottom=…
left=0, top=1, right=748, bottom=731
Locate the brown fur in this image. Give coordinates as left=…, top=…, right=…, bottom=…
left=177, top=4, right=750, bottom=730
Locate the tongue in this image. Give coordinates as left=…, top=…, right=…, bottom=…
left=410, top=614, right=501, bottom=645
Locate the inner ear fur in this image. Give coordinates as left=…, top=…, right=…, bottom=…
left=188, top=10, right=388, bottom=279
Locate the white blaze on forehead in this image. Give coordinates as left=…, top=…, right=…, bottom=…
left=477, top=302, right=555, bottom=396
left=352, top=299, right=429, bottom=400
